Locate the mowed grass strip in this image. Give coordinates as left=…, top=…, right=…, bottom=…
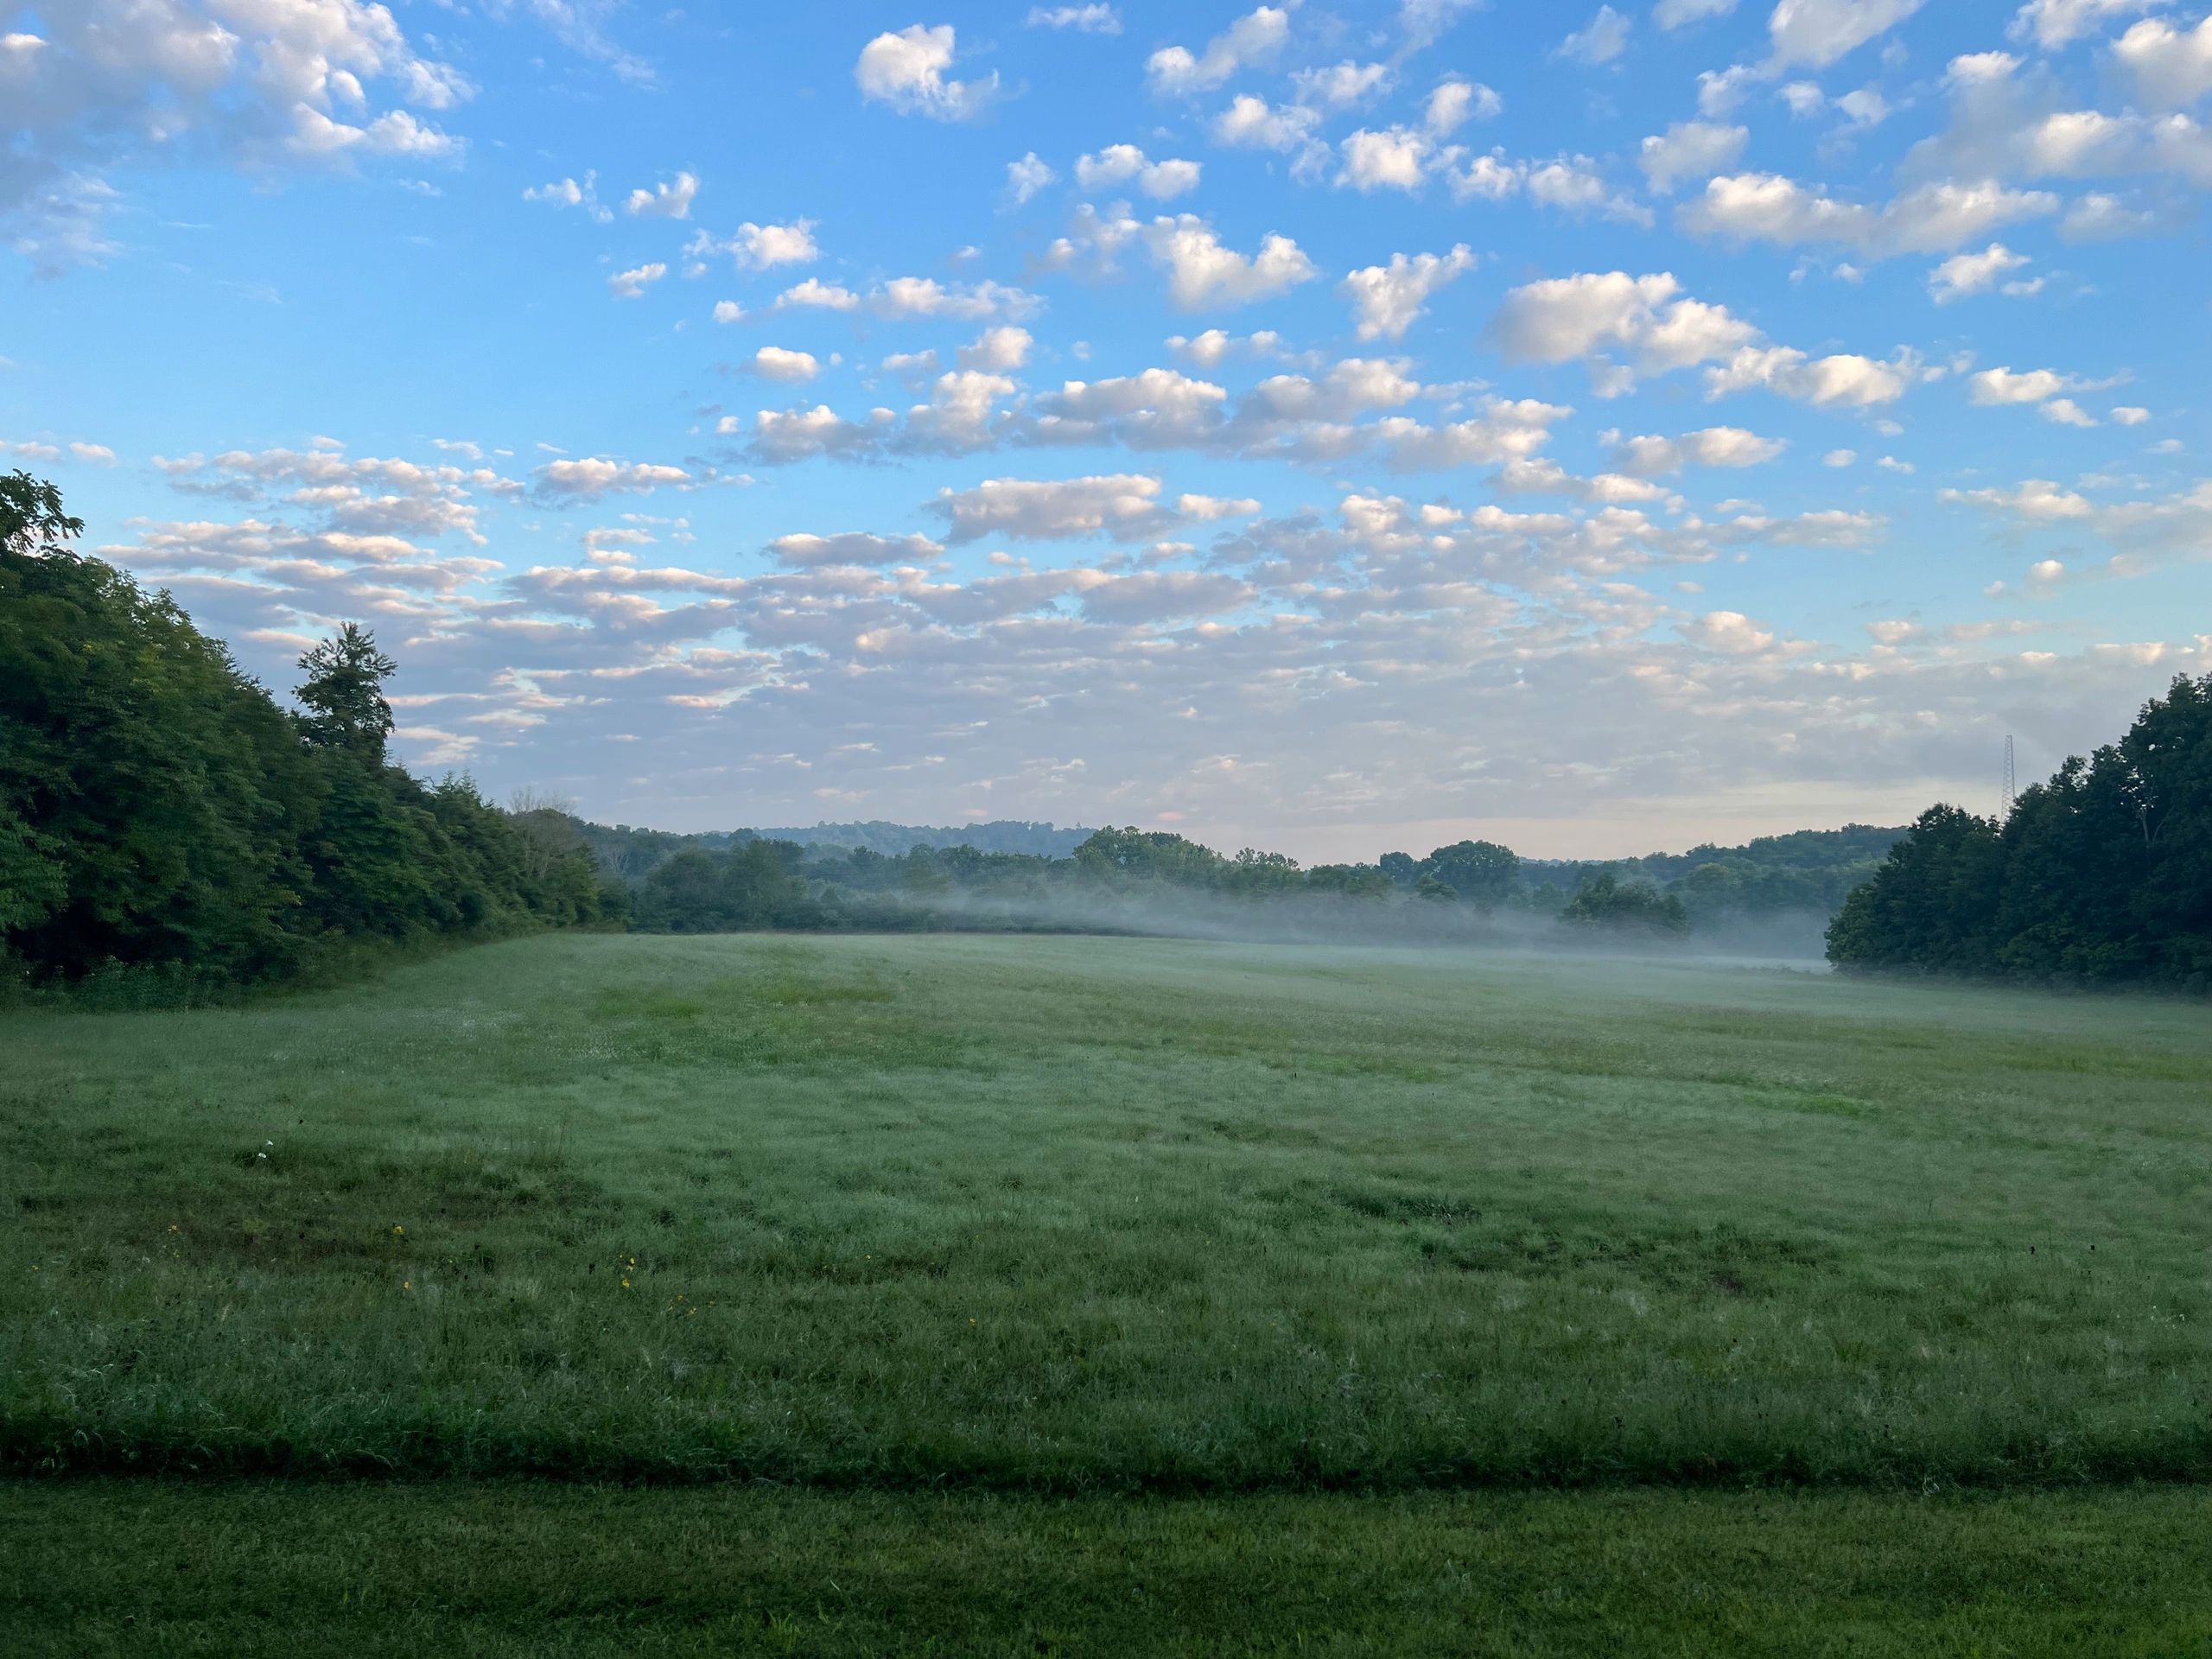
left=3, top=933, right=2209, bottom=1488
left=4, top=1480, right=2209, bottom=1656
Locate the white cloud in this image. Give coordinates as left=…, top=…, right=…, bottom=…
left=2008, top=0, right=2167, bottom=50
left=2060, top=192, right=2162, bottom=239
left=1948, top=51, right=2023, bottom=85
left=1293, top=60, right=1394, bottom=109
left=1007, top=152, right=1057, bottom=204
left=1076, top=144, right=1203, bottom=200
left=872, top=276, right=1043, bottom=321
left=1705, top=346, right=1913, bottom=406
left=1765, top=0, right=1924, bottom=72
left=1557, top=5, right=1632, bottom=65
left=719, top=220, right=819, bottom=270
left=1967, top=365, right=2088, bottom=404
left=1928, top=242, right=2032, bottom=302
left=1339, top=245, right=1476, bottom=341
left=68, top=441, right=118, bottom=464
left=2113, top=15, right=2212, bottom=107
left=933, top=474, right=1177, bottom=542
left=1609, top=426, right=1786, bottom=475
left=1026, top=4, right=1122, bottom=32
left=1338, top=126, right=1452, bottom=193
left=1639, top=121, right=1748, bottom=192
left=1681, top=610, right=1778, bottom=656
left=1681, top=173, right=2059, bottom=257
left=1211, top=94, right=1324, bottom=152
left=1825, top=448, right=1859, bottom=466
left=1147, top=6, right=1293, bottom=95
left=712, top=301, right=746, bottom=324
left=536, top=457, right=693, bottom=499
left=2112, top=405, right=2152, bottom=424
left=1425, top=78, right=1501, bottom=136
left=855, top=23, right=999, bottom=121
left=748, top=346, right=820, bottom=384
left=1942, top=478, right=2094, bottom=519
left=524, top=173, right=611, bottom=222
left=2039, top=397, right=2097, bottom=427
left=1656, top=0, right=1739, bottom=26
left=959, top=327, right=1033, bottom=371
left=1142, top=214, right=1318, bottom=309
left=607, top=262, right=667, bottom=299
left=1486, top=270, right=1758, bottom=378
left=769, top=531, right=945, bottom=567
left=624, top=171, right=698, bottom=219
left=775, top=278, right=861, bottom=311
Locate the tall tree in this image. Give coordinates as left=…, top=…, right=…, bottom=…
left=296, top=623, right=397, bottom=760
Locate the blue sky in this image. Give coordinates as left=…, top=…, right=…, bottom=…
left=4, top=0, right=2208, bottom=858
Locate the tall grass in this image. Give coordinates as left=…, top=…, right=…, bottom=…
left=4, top=933, right=2209, bottom=1489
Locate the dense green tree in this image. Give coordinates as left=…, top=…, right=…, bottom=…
left=1829, top=677, right=2211, bottom=986
left=0, top=477, right=607, bottom=986
left=1559, top=872, right=1690, bottom=935
left=296, top=623, right=398, bottom=760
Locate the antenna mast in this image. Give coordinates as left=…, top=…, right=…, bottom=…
left=2001, top=734, right=2017, bottom=821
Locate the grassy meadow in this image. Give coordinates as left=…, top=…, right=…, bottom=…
left=5, top=931, right=2210, bottom=1649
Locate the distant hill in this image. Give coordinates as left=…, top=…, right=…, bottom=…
left=747, top=820, right=1097, bottom=858
left=572, top=817, right=1096, bottom=880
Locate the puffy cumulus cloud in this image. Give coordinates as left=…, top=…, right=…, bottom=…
left=3, top=0, right=468, bottom=268
left=1337, top=125, right=1456, bottom=194
left=746, top=346, right=820, bottom=383
left=1211, top=94, right=1323, bottom=153
left=774, top=277, right=861, bottom=311
left=1006, top=152, right=1056, bottom=204
left=607, top=262, right=666, bottom=299
left=2113, top=16, right=2212, bottom=109
left=1556, top=6, right=1632, bottom=66
left=1679, top=609, right=1779, bottom=656
left=768, top=531, right=944, bottom=568
left=1026, top=3, right=1121, bottom=31
left=1165, top=329, right=1292, bottom=369
left=690, top=219, right=818, bottom=271
left=1031, top=367, right=1231, bottom=450
left=931, top=474, right=1180, bottom=543
left=1339, top=245, right=1476, bottom=341
left=1967, top=365, right=2103, bottom=404
left=1608, top=426, right=1787, bottom=476
left=1425, top=78, right=1502, bottom=136
left=1141, top=214, right=1317, bottom=309
left=1438, top=151, right=1651, bottom=222
left=624, top=171, right=697, bottom=219
left=1638, top=121, right=1748, bottom=192
left=1764, top=0, right=1923, bottom=72
left=1292, top=60, right=1394, bottom=109
left=854, top=23, right=999, bottom=121
left=2008, top=0, right=2167, bottom=50
left=1147, top=5, right=1292, bottom=95
left=874, top=276, right=1044, bottom=321
left=1074, top=143, right=1203, bottom=200
left=1929, top=242, right=2037, bottom=302
left=524, top=172, right=611, bottom=222
left=1942, top=478, right=2095, bottom=520
left=1485, top=270, right=1760, bottom=385
left=1489, top=458, right=1673, bottom=505
left=747, top=404, right=893, bottom=463
left=958, top=326, right=1033, bottom=371
left=1681, top=173, right=2059, bottom=257
left=1704, top=346, right=1915, bottom=407
left=534, top=456, right=694, bottom=500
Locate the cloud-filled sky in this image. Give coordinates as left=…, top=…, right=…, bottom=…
left=4, top=0, right=2208, bottom=858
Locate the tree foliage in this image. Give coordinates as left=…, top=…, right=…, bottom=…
left=1828, top=676, right=2212, bottom=987
left=0, top=479, right=610, bottom=987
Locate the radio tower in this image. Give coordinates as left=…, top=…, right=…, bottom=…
left=2001, top=735, right=2017, bottom=821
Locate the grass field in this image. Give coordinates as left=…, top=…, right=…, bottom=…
left=5, top=931, right=2210, bottom=1649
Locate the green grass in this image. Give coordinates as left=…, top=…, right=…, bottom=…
left=6, top=1480, right=2211, bottom=1656
left=5, top=931, right=2209, bottom=1490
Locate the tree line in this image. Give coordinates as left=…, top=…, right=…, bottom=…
left=1828, top=675, right=2211, bottom=988
left=2, top=474, right=616, bottom=995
